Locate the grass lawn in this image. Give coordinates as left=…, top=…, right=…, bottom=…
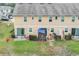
left=10, top=41, right=50, bottom=55
left=54, top=40, right=79, bottom=55
left=65, top=40, right=79, bottom=55
left=0, top=40, right=79, bottom=56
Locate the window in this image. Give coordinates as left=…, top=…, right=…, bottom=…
left=29, top=28, right=32, bottom=32
left=65, top=28, right=68, bottom=32
left=24, top=17, right=27, bottom=22
left=78, top=16, right=79, bottom=20
left=17, top=28, right=24, bottom=36
left=72, top=28, right=79, bottom=36
left=55, top=16, right=58, bottom=20
left=48, top=16, right=52, bottom=22
left=11, top=10, right=13, bottom=13
left=75, top=28, right=79, bottom=36
left=72, top=16, right=75, bottom=22
left=51, top=28, right=54, bottom=32
left=72, top=28, right=75, bottom=36
left=61, top=16, right=64, bottom=22
left=39, top=16, right=42, bottom=22
left=32, top=17, right=34, bottom=20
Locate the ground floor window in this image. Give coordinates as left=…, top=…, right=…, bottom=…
left=29, top=28, right=32, bottom=32
left=17, top=28, right=24, bottom=36
left=72, top=28, right=79, bottom=36
left=65, top=28, right=68, bottom=32
left=51, top=28, right=54, bottom=32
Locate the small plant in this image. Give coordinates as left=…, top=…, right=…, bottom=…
left=5, top=37, right=13, bottom=42
left=65, top=33, right=72, bottom=40
left=10, top=29, right=16, bottom=38
left=52, top=33, right=61, bottom=41
left=29, top=35, right=37, bottom=41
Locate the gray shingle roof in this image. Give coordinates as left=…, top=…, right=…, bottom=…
left=13, top=3, right=79, bottom=16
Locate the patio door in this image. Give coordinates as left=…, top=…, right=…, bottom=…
left=72, top=28, right=79, bottom=36
left=71, top=28, right=79, bottom=39
left=17, top=28, right=24, bottom=36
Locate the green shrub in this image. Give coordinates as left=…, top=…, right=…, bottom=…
left=65, top=33, right=72, bottom=40
left=29, top=35, right=37, bottom=41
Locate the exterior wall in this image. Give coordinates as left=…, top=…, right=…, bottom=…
left=14, top=16, right=79, bottom=38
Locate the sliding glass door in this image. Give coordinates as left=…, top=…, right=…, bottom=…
left=72, top=28, right=79, bottom=36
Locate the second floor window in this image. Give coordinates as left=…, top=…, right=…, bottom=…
left=32, top=17, right=34, bottom=20
left=24, top=17, right=27, bottom=22
left=48, top=16, right=52, bottom=22
left=55, top=16, right=58, bottom=20
left=65, top=28, right=68, bottom=32
left=39, top=16, right=42, bottom=22
left=72, top=16, right=75, bottom=22
left=61, top=16, right=64, bottom=22
left=78, top=16, right=79, bottom=20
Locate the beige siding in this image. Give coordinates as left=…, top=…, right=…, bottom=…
left=14, top=16, right=79, bottom=37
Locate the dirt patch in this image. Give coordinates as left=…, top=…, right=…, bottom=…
left=52, top=46, right=72, bottom=56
